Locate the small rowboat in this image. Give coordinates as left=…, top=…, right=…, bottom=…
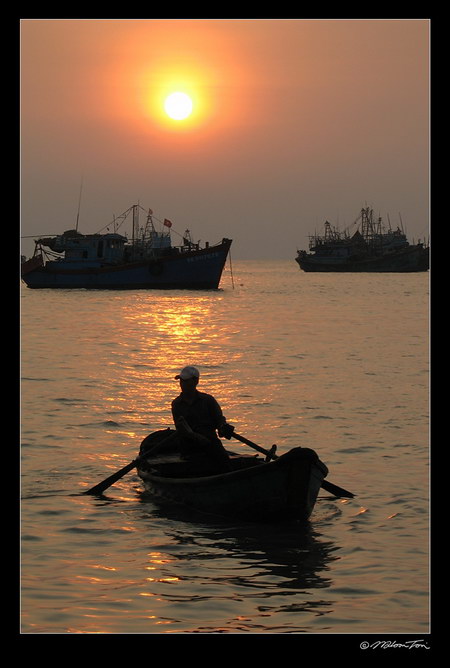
left=137, top=445, right=329, bottom=523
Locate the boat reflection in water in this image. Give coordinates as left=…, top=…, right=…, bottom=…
left=137, top=496, right=340, bottom=630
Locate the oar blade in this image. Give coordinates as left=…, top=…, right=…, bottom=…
left=321, top=479, right=355, bottom=498
left=82, top=431, right=179, bottom=496
left=83, top=459, right=138, bottom=496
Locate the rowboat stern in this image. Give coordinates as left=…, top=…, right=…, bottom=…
left=283, top=447, right=329, bottom=520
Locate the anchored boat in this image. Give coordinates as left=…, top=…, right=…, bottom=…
left=296, top=206, right=429, bottom=272
left=21, top=204, right=232, bottom=289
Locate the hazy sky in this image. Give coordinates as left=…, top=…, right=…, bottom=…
left=20, top=18, right=430, bottom=260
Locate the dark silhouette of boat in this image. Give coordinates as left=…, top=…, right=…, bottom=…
left=21, top=204, right=232, bottom=289
left=136, top=429, right=329, bottom=523
left=296, top=206, right=429, bottom=272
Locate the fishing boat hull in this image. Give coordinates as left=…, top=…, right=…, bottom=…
left=21, top=239, right=232, bottom=289
left=137, top=447, right=328, bottom=522
left=296, top=244, right=429, bottom=272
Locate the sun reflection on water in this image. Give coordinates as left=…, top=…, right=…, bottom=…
left=95, top=294, right=249, bottom=438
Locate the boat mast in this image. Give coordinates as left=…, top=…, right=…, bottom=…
left=360, top=206, right=375, bottom=242
left=143, top=209, right=155, bottom=242
left=75, top=179, right=83, bottom=232
left=132, top=204, right=139, bottom=246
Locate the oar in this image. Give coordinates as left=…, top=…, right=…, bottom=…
left=231, top=432, right=355, bottom=498
left=83, top=431, right=178, bottom=496
left=231, top=432, right=278, bottom=459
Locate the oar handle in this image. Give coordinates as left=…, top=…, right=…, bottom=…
left=231, top=432, right=279, bottom=460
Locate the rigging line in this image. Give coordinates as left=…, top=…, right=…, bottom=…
left=95, top=206, right=134, bottom=234
left=228, top=248, right=235, bottom=290
left=21, top=234, right=56, bottom=238
left=93, top=204, right=199, bottom=246
left=95, top=205, right=181, bottom=240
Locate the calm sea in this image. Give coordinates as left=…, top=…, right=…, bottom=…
left=20, top=261, right=430, bottom=639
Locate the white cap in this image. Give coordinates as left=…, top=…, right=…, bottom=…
left=175, top=366, right=200, bottom=380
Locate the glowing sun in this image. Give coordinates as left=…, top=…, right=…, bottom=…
left=164, top=92, right=193, bottom=120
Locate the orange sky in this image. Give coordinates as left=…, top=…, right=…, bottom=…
left=20, top=19, right=430, bottom=259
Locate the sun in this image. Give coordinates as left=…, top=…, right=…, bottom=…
left=164, top=92, right=193, bottom=121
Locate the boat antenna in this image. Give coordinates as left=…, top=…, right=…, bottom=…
left=75, top=178, right=83, bottom=232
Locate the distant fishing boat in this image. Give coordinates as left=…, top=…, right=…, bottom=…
left=296, top=206, right=429, bottom=272
left=21, top=204, right=232, bottom=289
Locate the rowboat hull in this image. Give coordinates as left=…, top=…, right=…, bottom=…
left=137, top=447, right=328, bottom=523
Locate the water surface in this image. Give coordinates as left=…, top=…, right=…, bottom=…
left=20, top=261, right=429, bottom=635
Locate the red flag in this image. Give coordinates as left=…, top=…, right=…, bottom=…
left=164, top=219, right=172, bottom=228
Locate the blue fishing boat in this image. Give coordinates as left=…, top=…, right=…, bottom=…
left=21, top=204, right=232, bottom=289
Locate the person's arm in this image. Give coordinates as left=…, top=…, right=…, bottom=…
left=208, top=395, right=235, bottom=439
left=171, top=399, right=182, bottom=427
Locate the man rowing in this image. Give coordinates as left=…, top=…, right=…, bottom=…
left=139, top=365, right=235, bottom=473
left=171, top=366, right=234, bottom=472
